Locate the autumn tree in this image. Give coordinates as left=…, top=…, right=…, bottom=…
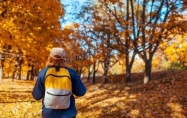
left=70, top=4, right=103, bottom=83
left=79, top=2, right=121, bottom=83
left=0, top=0, right=65, bottom=78
left=95, top=0, right=138, bottom=83
left=133, top=0, right=187, bottom=83
left=164, top=34, right=187, bottom=70
left=77, top=25, right=95, bottom=82
left=98, top=0, right=187, bottom=83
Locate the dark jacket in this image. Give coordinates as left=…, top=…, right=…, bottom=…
left=32, top=67, right=86, bottom=118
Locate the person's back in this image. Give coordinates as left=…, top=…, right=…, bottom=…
left=32, top=47, right=86, bottom=118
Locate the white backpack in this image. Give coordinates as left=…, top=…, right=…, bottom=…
left=43, top=67, right=72, bottom=109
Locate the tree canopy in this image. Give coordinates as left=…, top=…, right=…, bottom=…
left=0, top=0, right=187, bottom=83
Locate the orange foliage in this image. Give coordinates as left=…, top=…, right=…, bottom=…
left=0, top=0, right=65, bottom=69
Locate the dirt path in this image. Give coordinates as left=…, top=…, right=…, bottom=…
left=0, top=79, right=35, bottom=103
left=0, top=73, right=186, bottom=118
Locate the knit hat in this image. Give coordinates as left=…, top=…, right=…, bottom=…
left=49, top=47, right=66, bottom=60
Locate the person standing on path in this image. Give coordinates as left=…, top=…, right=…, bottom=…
left=32, top=47, right=86, bottom=118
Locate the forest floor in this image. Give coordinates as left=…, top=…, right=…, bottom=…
left=0, top=70, right=187, bottom=118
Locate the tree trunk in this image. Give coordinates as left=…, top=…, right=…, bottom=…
left=87, top=76, right=90, bottom=82
left=17, top=63, right=22, bottom=80
left=125, top=51, right=136, bottom=84
left=0, top=66, right=2, bottom=82
left=87, top=70, right=91, bottom=82
left=0, top=62, right=4, bottom=79
left=144, top=60, right=152, bottom=84
left=30, top=65, right=34, bottom=80
left=12, top=64, right=17, bottom=81
left=26, top=70, right=31, bottom=80
left=103, top=30, right=111, bottom=84
left=103, top=53, right=110, bottom=83
left=103, top=57, right=110, bottom=83
left=126, top=68, right=132, bottom=83
left=92, top=70, right=96, bottom=83
left=87, top=65, right=92, bottom=82
left=125, top=52, right=131, bottom=83
left=92, top=64, right=96, bottom=84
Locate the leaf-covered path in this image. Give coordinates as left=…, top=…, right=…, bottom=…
left=0, top=71, right=187, bottom=118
